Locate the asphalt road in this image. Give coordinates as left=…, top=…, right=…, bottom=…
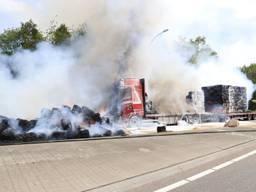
left=1, top=130, right=256, bottom=192
left=173, top=153, right=256, bottom=192
left=132, top=147, right=256, bottom=192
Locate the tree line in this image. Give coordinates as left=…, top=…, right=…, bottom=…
left=0, top=19, right=85, bottom=55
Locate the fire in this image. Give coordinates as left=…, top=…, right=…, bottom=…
left=98, top=105, right=108, bottom=116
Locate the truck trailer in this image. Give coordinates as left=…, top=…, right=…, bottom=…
left=118, top=78, right=256, bottom=124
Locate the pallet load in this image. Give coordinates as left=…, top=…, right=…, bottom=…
left=186, top=91, right=205, bottom=113
left=202, top=85, right=247, bottom=113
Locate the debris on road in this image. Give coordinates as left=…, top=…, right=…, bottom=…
left=224, top=119, right=240, bottom=128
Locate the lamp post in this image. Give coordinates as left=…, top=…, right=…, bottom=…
left=151, top=29, right=170, bottom=43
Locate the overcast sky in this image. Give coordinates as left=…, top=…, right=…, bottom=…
left=1, top=0, right=256, bottom=66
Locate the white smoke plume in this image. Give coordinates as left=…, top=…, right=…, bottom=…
left=0, top=0, right=254, bottom=118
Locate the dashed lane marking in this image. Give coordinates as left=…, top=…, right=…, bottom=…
left=154, top=149, right=256, bottom=192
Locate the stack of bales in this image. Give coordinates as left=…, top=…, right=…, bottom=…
left=202, top=85, right=247, bottom=113
left=186, top=91, right=205, bottom=113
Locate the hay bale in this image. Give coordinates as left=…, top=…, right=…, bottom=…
left=72, top=105, right=82, bottom=114
left=22, top=132, right=38, bottom=142
left=113, top=129, right=126, bottom=136
left=77, top=129, right=90, bottom=138
left=186, top=91, right=205, bottom=113
left=202, top=85, right=247, bottom=113
left=103, top=130, right=112, bottom=137
left=51, top=131, right=66, bottom=140
left=17, top=119, right=37, bottom=132
left=0, top=128, right=16, bottom=140
left=224, top=119, right=240, bottom=127
left=0, top=118, right=9, bottom=133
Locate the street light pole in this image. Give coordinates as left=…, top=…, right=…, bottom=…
left=151, top=29, right=170, bottom=43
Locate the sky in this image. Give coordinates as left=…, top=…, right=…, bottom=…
left=0, top=0, right=256, bottom=66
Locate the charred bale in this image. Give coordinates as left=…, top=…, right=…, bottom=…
left=0, top=128, right=16, bottom=140
left=72, top=105, right=82, bottom=114
left=22, top=132, right=39, bottom=142
left=81, top=106, right=95, bottom=115
left=51, top=131, right=66, bottom=140
left=113, top=129, right=126, bottom=136
left=92, top=113, right=102, bottom=123
left=66, top=128, right=79, bottom=139
left=77, top=129, right=90, bottom=138
left=103, top=130, right=112, bottom=137
left=28, top=120, right=37, bottom=129
left=37, top=133, right=47, bottom=140
left=92, top=134, right=102, bottom=137
left=17, top=119, right=37, bottom=132
left=0, top=118, right=9, bottom=133
left=14, top=134, right=25, bottom=141
left=202, top=85, right=247, bottom=113
left=61, top=119, right=72, bottom=131
left=81, top=106, right=99, bottom=121
left=17, top=119, right=29, bottom=130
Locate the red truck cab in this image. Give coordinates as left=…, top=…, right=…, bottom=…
left=119, top=78, right=146, bottom=119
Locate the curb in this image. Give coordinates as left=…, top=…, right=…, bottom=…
left=1, top=128, right=256, bottom=146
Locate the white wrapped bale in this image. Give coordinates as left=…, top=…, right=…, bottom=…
left=186, top=91, right=205, bottom=113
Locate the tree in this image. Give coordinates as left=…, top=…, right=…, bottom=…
left=188, top=36, right=217, bottom=64
left=48, top=24, right=71, bottom=45
left=241, top=63, right=256, bottom=110
left=248, top=91, right=256, bottom=111
left=0, top=20, right=43, bottom=55
left=241, top=64, right=256, bottom=84
left=19, top=20, right=44, bottom=50
left=0, top=28, right=21, bottom=55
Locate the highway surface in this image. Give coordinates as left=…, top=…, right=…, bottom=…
left=1, top=128, right=256, bottom=192
left=173, top=154, right=256, bottom=192
left=132, top=147, right=256, bottom=192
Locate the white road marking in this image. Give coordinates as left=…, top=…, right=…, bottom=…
left=154, top=149, right=256, bottom=192
left=154, top=180, right=189, bottom=192
left=187, top=169, right=215, bottom=181
left=212, top=161, right=233, bottom=170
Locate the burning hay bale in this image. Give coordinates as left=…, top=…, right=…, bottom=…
left=202, top=85, right=247, bottom=113
left=0, top=104, right=124, bottom=143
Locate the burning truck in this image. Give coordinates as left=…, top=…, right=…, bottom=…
left=0, top=77, right=255, bottom=143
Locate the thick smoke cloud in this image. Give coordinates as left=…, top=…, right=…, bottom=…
left=0, top=0, right=254, bottom=118
left=0, top=43, right=76, bottom=118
